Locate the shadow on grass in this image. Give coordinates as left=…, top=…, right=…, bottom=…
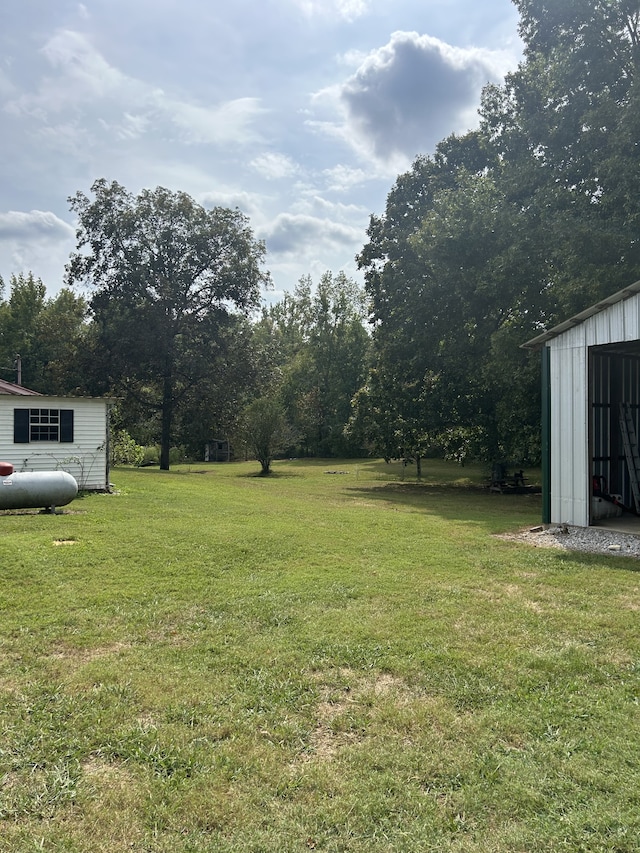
left=344, top=481, right=542, bottom=527
left=237, top=469, right=305, bottom=480
left=0, top=507, right=85, bottom=516
left=545, top=542, right=640, bottom=572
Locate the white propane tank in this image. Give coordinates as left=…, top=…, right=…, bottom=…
left=0, top=463, right=78, bottom=511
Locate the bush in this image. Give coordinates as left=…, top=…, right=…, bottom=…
left=169, top=445, right=188, bottom=465
left=141, top=446, right=160, bottom=466
left=111, top=430, right=145, bottom=466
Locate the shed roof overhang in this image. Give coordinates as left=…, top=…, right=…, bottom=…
left=521, top=279, right=640, bottom=350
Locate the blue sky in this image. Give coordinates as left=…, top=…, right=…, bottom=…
left=0, top=0, right=522, bottom=303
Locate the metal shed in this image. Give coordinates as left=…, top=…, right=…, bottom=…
left=204, top=438, right=232, bottom=462
left=523, top=281, right=640, bottom=529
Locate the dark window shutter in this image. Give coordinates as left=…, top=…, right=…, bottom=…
left=14, top=408, right=29, bottom=443
left=60, top=409, right=74, bottom=443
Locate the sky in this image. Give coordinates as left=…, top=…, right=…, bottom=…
left=0, top=0, right=522, bottom=305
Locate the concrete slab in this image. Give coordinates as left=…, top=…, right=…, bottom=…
left=593, top=515, right=640, bottom=535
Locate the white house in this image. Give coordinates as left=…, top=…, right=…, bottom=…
left=0, top=379, right=113, bottom=490
left=523, top=280, right=640, bottom=528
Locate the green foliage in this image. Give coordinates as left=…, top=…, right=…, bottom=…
left=483, top=0, right=640, bottom=317
left=66, top=180, right=269, bottom=470
left=354, top=143, right=509, bottom=464
left=0, top=272, right=88, bottom=393
left=258, top=271, right=370, bottom=457
left=355, top=0, right=640, bottom=467
left=241, top=396, right=294, bottom=474
left=142, top=445, right=160, bottom=466
left=111, top=429, right=145, bottom=466
left=168, top=445, right=188, bottom=465
left=171, top=315, right=265, bottom=461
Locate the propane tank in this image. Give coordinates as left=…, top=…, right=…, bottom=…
left=0, top=464, right=78, bottom=512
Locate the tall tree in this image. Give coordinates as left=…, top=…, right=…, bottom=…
left=354, top=0, right=640, bottom=466
left=258, top=272, right=370, bottom=457
left=353, top=137, right=521, bottom=464
left=66, top=180, right=269, bottom=469
left=0, top=272, right=46, bottom=389
left=35, top=288, right=89, bottom=394
left=172, top=315, right=267, bottom=459
left=481, top=0, right=640, bottom=317
left=0, top=273, right=88, bottom=393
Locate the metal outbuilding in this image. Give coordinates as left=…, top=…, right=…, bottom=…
left=523, top=280, right=640, bottom=529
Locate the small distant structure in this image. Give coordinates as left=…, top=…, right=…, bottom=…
left=204, top=438, right=233, bottom=462
left=0, top=379, right=114, bottom=490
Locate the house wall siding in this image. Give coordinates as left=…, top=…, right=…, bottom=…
left=0, top=397, right=109, bottom=490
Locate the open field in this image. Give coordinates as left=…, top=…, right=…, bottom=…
left=1, top=458, right=639, bottom=852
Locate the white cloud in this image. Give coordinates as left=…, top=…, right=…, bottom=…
left=199, top=189, right=265, bottom=220
left=290, top=0, right=369, bottom=22
left=105, top=112, right=150, bottom=142
left=338, top=49, right=370, bottom=68
left=0, top=210, right=76, bottom=289
left=322, top=164, right=369, bottom=192
left=167, top=97, right=264, bottom=146
left=5, top=29, right=264, bottom=149
left=0, top=210, right=74, bottom=241
left=311, top=30, right=515, bottom=166
left=335, top=0, right=370, bottom=20
left=305, top=195, right=367, bottom=218
left=262, top=212, right=363, bottom=257
left=250, top=152, right=300, bottom=181
left=9, top=29, right=131, bottom=114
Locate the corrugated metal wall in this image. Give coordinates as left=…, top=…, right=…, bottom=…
left=550, top=339, right=589, bottom=526
left=548, top=292, right=640, bottom=526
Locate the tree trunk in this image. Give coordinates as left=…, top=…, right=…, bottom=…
left=260, top=459, right=271, bottom=475
left=160, top=371, right=173, bottom=470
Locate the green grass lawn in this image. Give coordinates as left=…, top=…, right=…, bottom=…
left=1, top=458, right=639, bottom=852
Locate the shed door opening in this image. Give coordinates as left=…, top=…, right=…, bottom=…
left=589, top=342, right=640, bottom=527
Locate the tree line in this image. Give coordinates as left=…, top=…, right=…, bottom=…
left=0, top=258, right=370, bottom=473
left=2, top=0, right=639, bottom=472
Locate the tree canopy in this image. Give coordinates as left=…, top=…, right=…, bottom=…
left=256, top=272, right=370, bottom=457
left=0, top=272, right=88, bottom=394
left=353, top=0, right=640, bottom=467
left=66, top=180, right=270, bottom=469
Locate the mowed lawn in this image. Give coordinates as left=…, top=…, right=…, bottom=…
left=1, top=459, right=639, bottom=852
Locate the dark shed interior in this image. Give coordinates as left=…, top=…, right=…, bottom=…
left=590, top=342, right=640, bottom=528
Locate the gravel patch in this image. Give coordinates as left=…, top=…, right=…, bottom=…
left=498, top=523, right=640, bottom=558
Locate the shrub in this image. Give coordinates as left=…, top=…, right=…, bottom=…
left=141, top=446, right=160, bottom=466
left=111, top=430, right=145, bottom=466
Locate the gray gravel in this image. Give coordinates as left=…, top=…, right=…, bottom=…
left=500, top=522, right=640, bottom=558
